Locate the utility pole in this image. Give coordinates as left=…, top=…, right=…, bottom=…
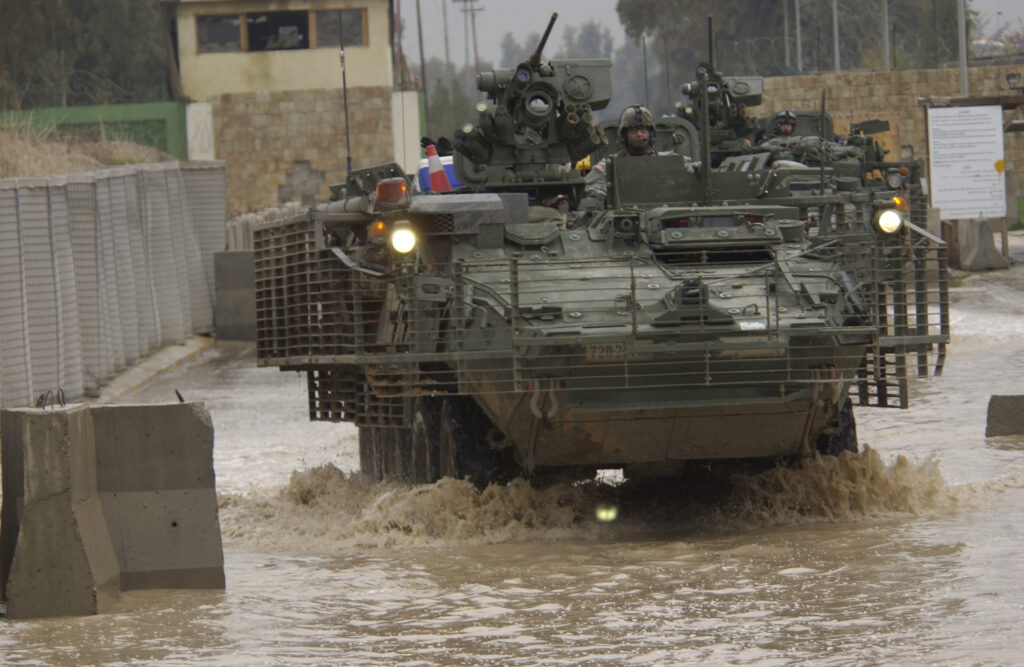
left=783, top=0, right=791, bottom=70
left=795, top=0, right=802, bottom=73
left=452, top=0, right=471, bottom=74
left=467, top=1, right=482, bottom=75
left=832, top=0, right=840, bottom=73
left=416, top=0, right=429, bottom=122
left=882, top=0, right=890, bottom=71
left=395, top=0, right=405, bottom=87
left=441, top=0, right=452, bottom=77
left=957, top=0, right=968, bottom=96
left=441, top=0, right=455, bottom=131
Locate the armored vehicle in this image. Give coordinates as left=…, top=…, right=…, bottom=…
left=253, top=15, right=949, bottom=486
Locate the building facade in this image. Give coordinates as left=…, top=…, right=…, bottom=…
left=172, top=0, right=420, bottom=214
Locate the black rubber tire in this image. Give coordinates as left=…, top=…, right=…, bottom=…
left=389, top=427, right=414, bottom=482
left=358, top=427, right=379, bottom=481
left=815, top=397, right=859, bottom=456
left=410, top=397, right=441, bottom=484
left=359, top=426, right=390, bottom=482
left=438, top=397, right=519, bottom=488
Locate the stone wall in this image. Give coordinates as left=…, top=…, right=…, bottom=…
left=756, top=64, right=1024, bottom=203
left=212, top=87, right=393, bottom=214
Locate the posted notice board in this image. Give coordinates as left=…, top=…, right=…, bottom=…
left=927, top=105, right=1006, bottom=220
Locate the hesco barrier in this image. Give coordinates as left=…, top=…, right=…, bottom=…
left=0, top=162, right=226, bottom=408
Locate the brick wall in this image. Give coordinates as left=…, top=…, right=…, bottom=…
left=211, top=87, right=393, bottom=215
left=756, top=65, right=1024, bottom=199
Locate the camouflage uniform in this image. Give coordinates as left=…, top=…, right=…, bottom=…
left=583, top=106, right=661, bottom=204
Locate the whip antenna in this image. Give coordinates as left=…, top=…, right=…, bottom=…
left=338, top=12, right=353, bottom=176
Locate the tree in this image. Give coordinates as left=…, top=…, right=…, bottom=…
left=615, top=0, right=971, bottom=77
left=500, top=32, right=540, bottom=66
left=0, top=0, right=171, bottom=109
left=422, top=57, right=490, bottom=140
left=559, top=21, right=615, bottom=59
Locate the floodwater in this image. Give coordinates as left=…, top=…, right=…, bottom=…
left=3, top=260, right=1024, bottom=665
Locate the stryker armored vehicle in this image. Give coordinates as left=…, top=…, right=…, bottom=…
left=673, top=67, right=925, bottom=196
left=253, top=14, right=949, bottom=486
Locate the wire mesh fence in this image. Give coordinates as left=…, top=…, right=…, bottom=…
left=0, top=162, right=226, bottom=408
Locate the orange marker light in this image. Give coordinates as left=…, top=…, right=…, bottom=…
left=376, top=178, right=408, bottom=203
left=892, top=195, right=909, bottom=211
left=369, top=220, right=388, bottom=237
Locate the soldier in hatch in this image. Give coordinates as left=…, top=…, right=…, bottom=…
left=772, top=109, right=797, bottom=137
left=583, top=105, right=661, bottom=206
left=616, top=105, right=658, bottom=156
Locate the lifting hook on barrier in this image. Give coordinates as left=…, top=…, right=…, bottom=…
left=34, top=388, right=66, bottom=410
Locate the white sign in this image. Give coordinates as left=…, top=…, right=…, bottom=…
left=927, top=105, right=1005, bottom=220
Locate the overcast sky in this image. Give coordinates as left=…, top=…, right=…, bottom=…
left=400, top=0, right=1024, bottom=69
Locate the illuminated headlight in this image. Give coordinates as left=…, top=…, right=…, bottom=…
left=389, top=221, right=417, bottom=253
left=876, top=209, right=904, bottom=234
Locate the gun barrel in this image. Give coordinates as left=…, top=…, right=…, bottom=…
left=529, top=12, right=558, bottom=67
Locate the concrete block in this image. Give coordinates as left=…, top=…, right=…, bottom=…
left=985, top=395, right=1024, bottom=436
left=959, top=219, right=1009, bottom=271
left=0, top=402, right=223, bottom=619
left=1, top=406, right=120, bottom=619
left=91, top=403, right=224, bottom=590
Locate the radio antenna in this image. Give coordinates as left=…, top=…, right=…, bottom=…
left=338, top=11, right=353, bottom=176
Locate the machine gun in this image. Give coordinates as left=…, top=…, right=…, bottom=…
left=451, top=13, right=612, bottom=202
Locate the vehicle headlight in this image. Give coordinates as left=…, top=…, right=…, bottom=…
left=876, top=209, right=904, bottom=234
left=389, top=220, right=417, bottom=253
left=884, top=169, right=904, bottom=189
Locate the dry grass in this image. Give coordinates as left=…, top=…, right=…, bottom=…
left=0, top=123, right=173, bottom=179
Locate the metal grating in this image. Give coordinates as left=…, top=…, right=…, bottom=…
left=255, top=210, right=949, bottom=425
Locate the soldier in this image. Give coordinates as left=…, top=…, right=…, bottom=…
left=616, top=105, right=658, bottom=156
left=772, top=110, right=797, bottom=137
left=582, top=105, right=659, bottom=206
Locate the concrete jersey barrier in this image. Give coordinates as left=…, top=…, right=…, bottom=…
left=0, top=402, right=224, bottom=619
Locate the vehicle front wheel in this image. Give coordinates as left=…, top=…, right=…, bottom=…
left=438, top=397, right=519, bottom=488
left=411, top=397, right=441, bottom=484
left=815, top=397, right=858, bottom=456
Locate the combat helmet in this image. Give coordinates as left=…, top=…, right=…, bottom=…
left=774, top=109, right=797, bottom=133
left=618, top=105, right=656, bottom=145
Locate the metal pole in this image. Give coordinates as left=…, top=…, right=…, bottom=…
left=882, top=0, right=890, bottom=71
left=396, top=0, right=407, bottom=89
left=957, top=0, right=968, bottom=96
left=783, top=0, right=791, bottom=70
left=339, top=12, right=353, bottom=176
left=469, top=2, right=481, bottom=75
left=642, top=34, right=649, bottom=108
left=664, top=36, right=670, bottom=106
left=441, top=0, right=454, bottom=129
left=457, top=0, right=469, bottom=72
left=441, top=0, right=452, bottom=76
left=416, top=0, right=429, bottom=123
left=832, top=0, right=840, bottom=73
left=795, top=0, right=802, bottom=73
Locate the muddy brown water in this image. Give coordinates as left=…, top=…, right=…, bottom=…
left=2, top=262, right=1023, bottom=664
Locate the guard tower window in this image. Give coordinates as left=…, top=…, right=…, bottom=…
left=197, top=15, right=242, bottom=53
left=247, top=11, right=310, bottom=51
left=315, top=9, right=367, bottom=47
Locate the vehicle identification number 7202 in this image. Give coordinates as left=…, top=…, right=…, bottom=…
left=584, top=342, right=625, bottom=363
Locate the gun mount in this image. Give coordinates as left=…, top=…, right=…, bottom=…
left=452, top=13, right=612, bottom=201
left=677, top=63, right=763, bottom=162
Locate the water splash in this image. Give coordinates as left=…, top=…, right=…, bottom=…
left=218, top=447, right=1011, bottom=552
